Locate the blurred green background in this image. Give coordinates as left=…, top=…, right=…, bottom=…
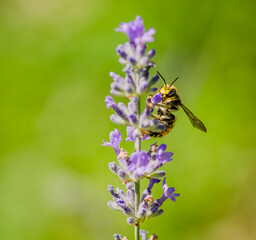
left=0, top=0, right=255, bottom=239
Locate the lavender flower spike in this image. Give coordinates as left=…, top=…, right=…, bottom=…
left=104, top=16, right=182, bottom=239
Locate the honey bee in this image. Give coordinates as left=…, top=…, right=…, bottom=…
left=145, top=71, right=207, bottom=137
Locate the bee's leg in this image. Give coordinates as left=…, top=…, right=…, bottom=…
left=151, top=114, right=161, bottom=120
left=156, top=107, right=163, bottom=115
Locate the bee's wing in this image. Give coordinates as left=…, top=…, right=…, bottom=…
left=180, top=103, right=207, bottom=132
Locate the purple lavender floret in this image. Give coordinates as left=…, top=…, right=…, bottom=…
left=147, top=177, right=180, bottom=216
left=145, top=144, right=173, bottom=174
left=127, top=151, right=151, bottom=179
left=126, top=145, right=173, bottom=180
left=115, top=16, right=155, bottom=45
left=103, top=129, right=122, bottom=155
left=156, top=144, right=173, bottom=164
left=162, top=177, right=180, bottom=202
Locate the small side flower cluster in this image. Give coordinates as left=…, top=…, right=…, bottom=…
left=103, top=16, right=180, bottom=240
left=108, top=177, right=179, bottom=225
left=104, top=129, right=173, bottom=181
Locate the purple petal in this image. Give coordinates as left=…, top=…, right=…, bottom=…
left=103, top=129, right=122, bottom=155
left=126, top=126, right=136, bottom=142
left=110, top=129, right=122, bottom=144
left=147, top=49, right=156, bottom=58
left=158, top=152, right=173, bottom=162
left=148, top=74, right=159, bottom=87
left=115, top=16, right=155, bottom=45
left=140, top=108, right=153, bottom=122
left=128, top=97, right=138, bottom=115
left=127, top=151, right=150, bottom=174
left=151, top=92, right=162, bottom=104
left=162, top=177, right=167, bottom=190
left=148, top=178, right=161, bottom=190
left=116, top=44, right=127, bottom=58
left=110, top=114, right=126, bottom=125
left=138, top=78, right=148, bottom=94
left=140, top=28, right=155, bottom=43
left=166, top=187, right=175, bottom=195
left=102, top=140, right=112, bottom=147
left=157, top=144, right=167, bottom=154
left=105, top=95, right=116, bottom=109
left=162, top=177, right=180, bottom=202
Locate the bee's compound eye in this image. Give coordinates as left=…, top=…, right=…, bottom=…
left=166, top=89, right=176, bottom=97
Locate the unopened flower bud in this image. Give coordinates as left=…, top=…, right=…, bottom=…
left=107, top=201, right=122, bottom=211
left=127, top=217, right=135, bottom=225
left=129, top=57, right=137, bottom=65
left=108, top=185, right=117, bottom=197
left=147, top=205, right=158, bottom=217
left=139, top=56, right=149, bottom=66
left=114, top=234, right=122, bottom=240
left=122, top=206, right=134, bottom=216
left=110, top=114, right=126, bottom=125
left=138, top=207, right=147, bottom=218
left=125, top=182, right=134, bottom=189
left=147, top=49, right=156, bottom=58
left=108, top=162, right=121, bottom=174
left=117, top=169, right=129, bottom=179
left=127, top=189, right=135, bottom=208
left=151, top=209, right=164, bottom=218
left=149, top=170, right=166, bottom=178
left=116, top=188, right=128, bottom=203
left=150, top=87, right=158, bottom=92
left=148, top=74, right=159, bottom=88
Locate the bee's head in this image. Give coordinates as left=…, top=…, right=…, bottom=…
left=156, top=71, right=179, bottom=98
left=160, top=84, right=177, bottom=97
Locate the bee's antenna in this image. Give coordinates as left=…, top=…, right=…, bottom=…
left=156, top=71, right=166, bottom=85
left=170, top=77, right=179, bottom=86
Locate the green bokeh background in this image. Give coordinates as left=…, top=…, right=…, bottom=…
left=0, top=0, right=255, bottom=239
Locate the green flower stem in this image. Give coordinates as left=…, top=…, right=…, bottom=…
left=135, top=96, right=141, bottom=240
